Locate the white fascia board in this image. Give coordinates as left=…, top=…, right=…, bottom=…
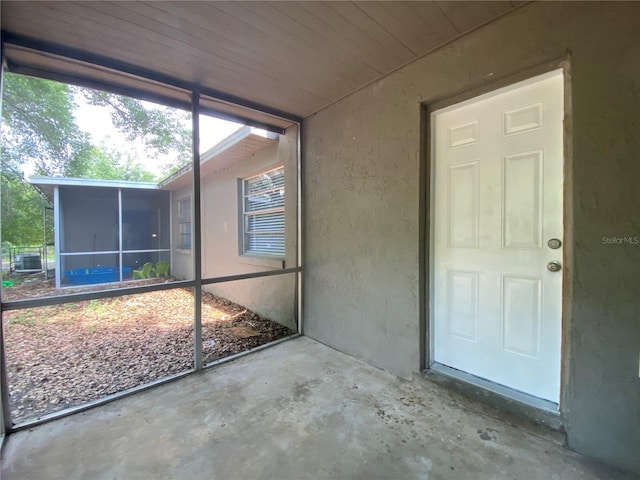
left=28, top=176, right=159, bottom=190
left=159, top=127, right=278, bottom=190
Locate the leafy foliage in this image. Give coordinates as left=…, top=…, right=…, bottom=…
left=82, top=90, right=191, bottom=175
left=80, top=143, right=156, bottom=182
left=1, top=73, right=94, bottom=177
left=0, top=169, right=45, bottom=246
left=1, top=73, right=188, bottom=246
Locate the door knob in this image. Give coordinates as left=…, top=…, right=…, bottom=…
left=547, top=238, right=562, bottom=249
left=547, top=261, right=562, bottom=272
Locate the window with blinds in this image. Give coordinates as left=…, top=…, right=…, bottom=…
left=178, top=197, right=191, bottom=250
left=242, top=165, right=285, bottom=257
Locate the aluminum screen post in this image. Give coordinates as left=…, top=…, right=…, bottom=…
left=0, top=53, right=10, bottom=436
left=118, top=188, right=123, bottom=283
left=296, top=122, right=304, bottom=335
left=192, top=91, right=203, bottom=371
left=53, top=186, right=62, bottom=289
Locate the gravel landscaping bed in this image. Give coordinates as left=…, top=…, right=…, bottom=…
left=3, top=287, right=293, bottom=423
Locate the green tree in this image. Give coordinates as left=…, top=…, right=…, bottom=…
left=0, top=168, right=45, bottom=246
left=82, top=90, right=191, bottom=176
left=1, top=73, right=94, bottom=177
left=81, top=143, right=157, bottom=182
left=0, top=73, right=94, bottom=246
left=1, top=73, right=186, bottom=246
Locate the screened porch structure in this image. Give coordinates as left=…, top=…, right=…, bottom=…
left=2, top=2, right=637, bottom=475
left=30, top=178, right=170, bottom=289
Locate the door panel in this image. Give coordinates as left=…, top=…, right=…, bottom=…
left=432, top=69, right=564, bottom=403
left=502, top=150, right=543, bottom=249
left=448, top=162, right=479, bottom=248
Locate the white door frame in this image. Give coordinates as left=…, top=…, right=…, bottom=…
left=423, top=59, right=573, bottom=412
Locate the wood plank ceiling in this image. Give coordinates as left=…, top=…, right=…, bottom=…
left=1, top=1, right=523, bottom=120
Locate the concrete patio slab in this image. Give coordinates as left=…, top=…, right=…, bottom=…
left=1, top=337, right=631, bottom=479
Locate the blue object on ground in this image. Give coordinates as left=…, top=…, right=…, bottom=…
left=64, top=266, right=132, bottom=285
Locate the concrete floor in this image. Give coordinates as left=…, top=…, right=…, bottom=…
left=1, top=337, right=631, bottom=480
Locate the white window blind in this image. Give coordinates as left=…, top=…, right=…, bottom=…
left=178, top=198, right=191, bottom=250
left=243, top=166, right=285, bottom=256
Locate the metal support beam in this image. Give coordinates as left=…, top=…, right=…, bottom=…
left=42, top=202, right=46, bottom=279
left=201, top=267, right=302, bottom=286
left=1, top=32, right=303, bottom=125
left=118, top=188, right=123, bottom=283
left=0, top=48, right=11, bottom=436
left=53, top=186, right=61, bottom=289
left=192, top=92, right=203, bottom=371
left=6, top=63, right=192, bottom=113
left=1, top=279, right=195, bottom=312
left=6, top=63, right=287, bottom=135
left=0, top=311, right=8, bottom=435
left=296, top=122, right=304, bottom=335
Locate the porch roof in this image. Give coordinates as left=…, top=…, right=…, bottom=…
left=1, top=2, right=523, bottom=128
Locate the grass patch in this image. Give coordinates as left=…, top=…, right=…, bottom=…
left=86, top=299, right=110, bottom=314
left=7, top=311, right=38, bottom=327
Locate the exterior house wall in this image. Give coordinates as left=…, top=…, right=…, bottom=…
left=171, top=126, right=298, bottom=330
left=303, top=2, right=639, bottom=474
left=170, top=185, right=193, bottom=281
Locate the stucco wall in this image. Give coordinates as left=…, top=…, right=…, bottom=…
left=303, top=2, right=639, bottom=473
left=171, top=126, right=298, bottom=330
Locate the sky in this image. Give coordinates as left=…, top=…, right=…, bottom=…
left=74, top=96, right=242, bottom=178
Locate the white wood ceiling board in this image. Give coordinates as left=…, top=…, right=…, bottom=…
left=44, top=1, right=324, bottom=115
left=2, top=1, right=523, bottom=120
left=210, top=2, right=372, bottom=94
left=354, top=1, right=458, bottom=55
left=139, top=1, right=333, bottom=104
left=435, top=1, right=514, bottom=33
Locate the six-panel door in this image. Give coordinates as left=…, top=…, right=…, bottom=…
left=432, top=70, right=564, bottom=403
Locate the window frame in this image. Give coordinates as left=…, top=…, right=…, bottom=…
left=240, top=164, right=285, bottom=259
left=177, top=196, right=192, bottom=251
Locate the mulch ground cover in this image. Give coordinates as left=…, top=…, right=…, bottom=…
left=2, top=280, right=293, bottom=423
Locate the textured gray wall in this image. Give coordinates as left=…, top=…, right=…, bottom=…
left=303, top=2, right=639, bottom=474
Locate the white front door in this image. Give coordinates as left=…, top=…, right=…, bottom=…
left=432, top=70, right=564, bottom=403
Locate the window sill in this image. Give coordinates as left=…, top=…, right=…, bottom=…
left=238, top=255, right=284, bottom=269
